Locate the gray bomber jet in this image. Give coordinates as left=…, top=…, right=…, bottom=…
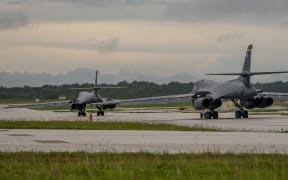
left=109, top=44, right=288, bottom=119
left=6, top=71, right=125, bottom=117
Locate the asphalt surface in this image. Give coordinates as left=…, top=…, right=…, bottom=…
left=1, top=129, right=288, bottom=153
left=1, top=105, right=288, bottom=132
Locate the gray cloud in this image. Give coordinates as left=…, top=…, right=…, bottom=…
left=0, top=37, right=120, bottom=53
left=0, top=11, right=29, bottom=30
left=217, top=32, right=245, bottom=43
left=97, top=38, right=119, bottom=54
left=2, top=0, right=288, bottom=25
left=166, top=0, right=288, bottom=22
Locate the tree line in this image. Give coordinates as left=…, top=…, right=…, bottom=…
left=0, top=81, right=287, bottom=99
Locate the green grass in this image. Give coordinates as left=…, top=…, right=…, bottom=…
left=0, top=152, right=287, bottom=179
left=0, top=120, right=218, bottom=131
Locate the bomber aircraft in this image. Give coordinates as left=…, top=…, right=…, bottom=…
left=6, top=71, right=125, bottom=117
left=110, top=44, right=288, bottom=119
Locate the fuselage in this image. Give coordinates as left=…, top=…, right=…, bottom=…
left=76, top=91, right=103, bottom=104
left=193, top=77, right=257, bottom=99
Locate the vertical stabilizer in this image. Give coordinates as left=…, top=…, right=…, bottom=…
left=95, top=70, right=99, bottom=87
left=242, top=44, right=253, bottom=73
left=205, top=44, right=288, bottom=81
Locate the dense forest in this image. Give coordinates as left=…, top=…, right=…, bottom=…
left=0, top=81, right=288, bottom=99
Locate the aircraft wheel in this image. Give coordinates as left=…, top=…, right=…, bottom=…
left=212, top=111, right=219, bottom=119
left=204, top=111, right=212, bottom=119
left=200, top=113, right=203, bottom=119
left=235, top=111, right=242, bottom=119
left=242, top=110, right=248, bottom=119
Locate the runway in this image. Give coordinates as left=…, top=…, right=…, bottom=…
left=1, top=105, right=288, bottom=132
left=1, top=129, right=288, bottom=153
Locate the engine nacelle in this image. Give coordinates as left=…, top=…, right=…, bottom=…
left=193, top=97, right=210, bottom=110
left=243, top=96, right=274, bottom=109
left=243, top=100, right=255, bottom=109
left=208, top=98, right=222, bottom=110
left=193, top=98, right=222, bottom=110
left=258, top=97, right=273, bottom=108
left=102, top=104, right=117, bottom=110
left=70, top=103, right=81, bottom=110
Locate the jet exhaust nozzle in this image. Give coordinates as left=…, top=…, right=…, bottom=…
left=193, top=97, right=211, bottom=110
left=259, top=97, right=273, bottom=108
left=193, top=97, right=222, bottom=110
left=243, top=96, right=274, bottom=109
left=211, top=99, right=222, bottom=109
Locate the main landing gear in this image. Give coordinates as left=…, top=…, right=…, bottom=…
left=78, top=111, right=86, bottom=117
left=97, top=111, right=105, bottom=116
left=235, top=110, right=248, bottom=119
left=200, top=111, right=219, bottom=119
left=96, top=105, right=105, bottom=116
left=78, top=104, right=87, bottom=117
left=231, top=99, right=249, bottom=119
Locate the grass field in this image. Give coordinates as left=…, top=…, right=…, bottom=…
left=0, top=152, right=287, bottom=179
left=0, top=120, right=218, bottom=131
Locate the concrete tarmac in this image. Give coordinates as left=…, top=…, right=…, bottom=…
left=1, top=129, right=288, bottom=153
left=1, top=105, right=288, bottom=132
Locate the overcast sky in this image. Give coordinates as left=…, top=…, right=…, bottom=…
left=1, top=0, right=288, bottom=85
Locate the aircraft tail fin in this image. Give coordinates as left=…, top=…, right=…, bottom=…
left=205, top=44, right=288, bottom=84
left=242, top=44, right=253, bottom=73
left=95, top=70, right=99, bottom=87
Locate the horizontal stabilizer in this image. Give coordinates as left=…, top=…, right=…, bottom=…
left=205, top=71, right=288, bottom=76
left=205, top=73, right=243, bottom=76
left=249, top=71, right=288, bottom=75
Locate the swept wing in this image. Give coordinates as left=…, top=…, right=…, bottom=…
left=119, top=93, right=194, bottom=105
left=5, top=101, right=70, bottom=109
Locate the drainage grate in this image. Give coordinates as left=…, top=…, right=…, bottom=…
left=34, top=140, right=68, bottom=144
left=8, top=134, right=33, bottom=136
